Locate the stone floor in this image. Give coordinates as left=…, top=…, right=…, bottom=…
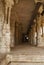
left=11, top=44, right=44, bottom=55
left=1, top=44, right=44, bottom=65
left=7, top=44, right=44, bottom=65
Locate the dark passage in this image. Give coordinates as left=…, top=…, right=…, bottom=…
left=22, top=2, right=42, bottom=42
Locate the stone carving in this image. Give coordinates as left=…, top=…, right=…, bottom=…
left=0, top=0, right=15, bottom=53
left=34, top=0, right=44, bottom=3
left=38, top=5, right=43, bottom=14
left=0, top=0, right=18, bottom=53
left=2, top=0, right=15, bottom=53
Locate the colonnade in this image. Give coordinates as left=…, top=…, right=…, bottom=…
left=29, top=8, right=44, bottom=46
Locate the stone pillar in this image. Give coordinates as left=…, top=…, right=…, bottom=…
left=10, top=0, right=19, bottom=47
left=42, top=15, right=44, bottom=36
left=36, top=15, right=42, bottom=46
left=32, top=25, right=36, bottom=46
left=35, top=4, right=43, bottom=46
left=0, top=0, right=14, bottom=53
left=30, top=28, right=33, bottom=45
left=30, top=23, right=37, bottom=46
left=5, top=0, right=14, bottom=52
left=38, top=15, right=44, bottom=46
left=0, top=1, right=5, bottom=53
left=31, top=26, right=34, bottom=46
left=41, top=15, right=44, bottom=37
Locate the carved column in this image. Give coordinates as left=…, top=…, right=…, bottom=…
left=36, top=15, right=42, bottom=46
left=34, top=19, right=37, bottom=46
left=0, top=1, right=5, bottom=53
left=32, top=24, right=36, bottom=46
left=1, top=0, right=14, bottom=53
left=42, top=15, right=44, bottom=36
left=38, top=4, right=43, bottom=46
left=5, top=0, right=14, bottom=52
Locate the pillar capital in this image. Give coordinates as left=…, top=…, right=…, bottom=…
left=5, top=0, right=19, bottom=8
left=34, top=0, right=44, bottom=4
left=5, top=0, right=14, bottom=8
left=38, top=5, right=43, bottom=14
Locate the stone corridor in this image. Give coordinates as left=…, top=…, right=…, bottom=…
left=0, top=0, right=44, bottom=65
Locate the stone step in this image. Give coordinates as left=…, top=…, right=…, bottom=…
left=7, top=54, right=44, bottom=62
left=7, top=54, right=44, bottom=65
left=9, top=63, right=44, bottom=65
left=6, top=46, right=44, bottom=65
left=0, top=47, right=44, bottom=65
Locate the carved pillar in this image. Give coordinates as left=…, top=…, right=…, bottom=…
left=0, top=1, right=5, bottom=53
left=38, top=4, right=43, bottom=46
left=5, top=0, right=14, bottom=51
left=42, top=15, right=44, bottom=36
left=1, top=0, right=14, bottom=53
left=36, top=15, right=42, bottom=46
